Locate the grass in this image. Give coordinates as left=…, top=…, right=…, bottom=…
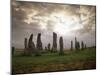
left=12, top=48, right=96, bottom=74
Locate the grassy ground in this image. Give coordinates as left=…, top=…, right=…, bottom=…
left=12, top=48, right=96, bottom=74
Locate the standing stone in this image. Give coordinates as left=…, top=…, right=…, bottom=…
left=28, top=34, right=35, bottom=55
left=71, top=40, right=73, bottom=51
left=45, top=46, right=47, bottom=51
left=81, top=41, right=84, bottom=50
left=75, top=37, right=78, bottom=50
left=59, top=36, right=64, bottom=55
left=12, top=46, right=15, bottom=56
left=77, top=41, right=80, bottom=50
left=24, top=38, right=27, bottom=49
left=36, top=33, right=43, bottom=55
left=24, top=38, right=28, bottom=54
left=52, top=32, right=57, bottom=52
left=48, top=43, right=51, bottom=51
left=75, top=37, right=80, bottom=51
left=85, top=44, right=87, bottom=48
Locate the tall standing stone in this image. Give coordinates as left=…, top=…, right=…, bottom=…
left=12, top=46, right=15, bottom=56
left=59, top=36, right=64, bottom=55
left=77, top=41, right=80, bottom=50
left=75, top=37, right=78, bottom=50
left=36, top=33, right=43, bottom=55
left=24, top=38, right=28, bottom=54
left=81, top=41, right=84, bottom=50
left=24, top=38, right=27, bottom=49
left=71, top=40, right=73, bottom=51
left=85, top=44, right=87, bottom=48
left=45, top=46, right=47, bottom=51
left=48, top=43, right=51, bottom=51
left=52, top=32, right=57, bottom=52
left=28, top=34, right=35, bottom=55
left=75, top=37, right=80, bottom=51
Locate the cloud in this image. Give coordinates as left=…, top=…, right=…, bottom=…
left=11, top=0, right=96, bottom=49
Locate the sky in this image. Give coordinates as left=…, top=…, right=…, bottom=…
left=11, top=0, right=96, bottom=49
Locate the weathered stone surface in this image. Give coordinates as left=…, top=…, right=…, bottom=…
left=52, top=32, right=57, bottom=52
left=59, top=36, right=64, bottom=55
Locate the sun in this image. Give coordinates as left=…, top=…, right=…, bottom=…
left=51, top=12, right=72, bottom=35
left=24, top=11, right=80, bottom=36
left=54, top=22, right=68, bottom=35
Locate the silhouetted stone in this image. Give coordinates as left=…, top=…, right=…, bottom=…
left=75, top=37, right=78, bottom=50
left=52, top=32, right=57, bottom=52
left=12, top=46, right=15, bottom=56
left=24, top=38, right=28, bottom=54
left=45, top=46, right=47, bottom=51
left=81, top=41, right=84, bottom=50
left=59, top=36, right=64, bottom=55
left=36, top=33, right=43, bottom=56
left=85, top=44, right=86, bottom=48
left=77, top=41, right=80, bottom=50
left=28, top=34, right=35, bottom=55
left=71, top=40, right=73, bottom=51
left=75, top=37, right=81, bottom=51
left=24, top=38, right=27, bottom=49
left=36, top=33, right=43, bottom=50
left=48, top=43, right=51, bottom=51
